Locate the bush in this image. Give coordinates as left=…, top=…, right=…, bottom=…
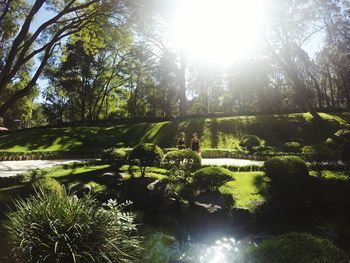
left=32, top=177, right=63, bottom=194
left=192, top=167, right=234, bottom=193
left=302, top=144, right=334, bottom=163
left=302, top=144, right=335, bottom=176
left=244, top=233, right=347, bottom=263
left=129, top=143, right=164, bottom=177
left=163, top=149, right=201, bottom=179
left=283, top=141, right=302, bottom=153
left=264, top=156, right=309, bottom=198
left=101, top=148, right=127, bottom=166
left=265, top=156, right=309, bottom=181
left=240, top=135, right=261, bottom=151
left=7, top=190, right=141, bottom=263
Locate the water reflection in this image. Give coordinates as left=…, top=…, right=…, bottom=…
left=178, top=237, right=243, bottom=263
left=144, top=231, right=252, bottom=263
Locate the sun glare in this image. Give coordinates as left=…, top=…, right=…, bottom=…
left=171, top=0, right=266, bottom=66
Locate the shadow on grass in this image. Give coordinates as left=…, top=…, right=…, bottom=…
left=54, top=166, right=112, bottom=185
left=252, top=173, right=269, bottom=199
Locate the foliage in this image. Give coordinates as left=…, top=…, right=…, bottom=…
left=129, top=143, right=164, bottom=177
left=283, top=141, right=302, bottom=153
left=264, top=156, right=309, bottom=199
left=244, top=233, right=347, bottom=263
left=264, top=156, right=309, bottom=181
left=7, top=191, right=142, bottom=263
left=240, top=135, right=261, bottom=151
left=302, top=144, right=336, bottom=176
left=162, top=149, right=201, bottom=179
left=31, top=177, right=63, bottom=195
left=302, top=144, right=335, bottom=163
left=192, top=167, right=234, bottom=193
left=0, top=0, right=126, bottom=116
left=101, top=148, right=127, bottom=166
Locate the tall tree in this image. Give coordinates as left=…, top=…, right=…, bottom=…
left=0, top=0, right=126, bottom=117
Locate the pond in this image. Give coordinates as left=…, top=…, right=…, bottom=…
left=138, top=210, right=253, bottom=263
left=1, top=204, right=350, bottom=263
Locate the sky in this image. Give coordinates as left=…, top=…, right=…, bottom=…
left=31, top=2, right=324, bottom=103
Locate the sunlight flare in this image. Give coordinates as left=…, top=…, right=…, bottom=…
left=171, top=0, right=267, bottom=65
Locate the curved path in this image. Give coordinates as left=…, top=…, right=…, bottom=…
left=201, top=158, right=264, bottom=166
left=0, top=158, right=264, bottom=178
left=0, top=160, right=87, bottom=178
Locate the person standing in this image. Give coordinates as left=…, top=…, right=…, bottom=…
left=190, top=133, right=201, bottom=154
left=177, top=132, right=186, bottom=149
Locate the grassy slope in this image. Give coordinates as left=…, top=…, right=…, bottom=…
left=0, top=112, right=348, bottom=152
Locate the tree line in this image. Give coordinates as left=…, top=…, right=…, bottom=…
left=1, top=0, right=350, bottom=127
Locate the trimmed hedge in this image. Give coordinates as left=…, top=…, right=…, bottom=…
left=264, top=156, right=309, bottom=199
left=264, top=156, right=309, bottom=181
left=32, top=177, right=63, bottom=194
left=283, top=141, right=302, bottom=153
left=240, top=135, right=261, bottom=150
left=192, top=167, right=234, bottom=193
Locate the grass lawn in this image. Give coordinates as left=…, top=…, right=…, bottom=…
left=220, top=171, right=269, bottom=211
left=309, top=170, right=350, bottom=181
left=0, top=112, right=348, bottom=152
left=49, top=165, right=110, bottom=178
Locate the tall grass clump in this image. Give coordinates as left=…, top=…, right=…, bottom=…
left=7, top=189, right=142, bottom=263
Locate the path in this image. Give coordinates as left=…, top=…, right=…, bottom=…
left=0, top=160, right=87, bottom=178
left=0, top=158, right=264, bottom=178
left=201, top=158, right=264, bottom=166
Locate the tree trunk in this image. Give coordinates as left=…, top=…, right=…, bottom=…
left=178, top=50, right=187, bottom=118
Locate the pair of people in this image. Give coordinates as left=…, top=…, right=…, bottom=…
left=177, top=132, right=201, bottom=154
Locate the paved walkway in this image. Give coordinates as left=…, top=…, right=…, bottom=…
left=0, top=158, right=264, bottom=178
left=201, top=158, right=264, bottom=166
left=0, top=160, right=87, bottom=177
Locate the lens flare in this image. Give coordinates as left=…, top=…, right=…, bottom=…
left=171, top=0, right=267, bottom=66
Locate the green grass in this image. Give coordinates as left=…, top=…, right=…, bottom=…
left=220, top=171, right=269, bottom=211
left=49, top=165, right=110, bottom=178
left=119, top=165, right=169, bottom=180
left=309, top=170, right=350, bottom=181
left=0, top=112, right=348, bottom=152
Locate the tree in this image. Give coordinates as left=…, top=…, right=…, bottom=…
left=0, top=0, right=127, bottom=117
left=266, top=0, right=323, bottom=120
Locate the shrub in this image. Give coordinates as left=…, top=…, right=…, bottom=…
left=302, top=144, right=335, bottom=176
left=283, top=141, right=302, bottom=153
left=163, top=149, right=201, bottom=179
left=7, top=190, right=141, bottom=263
left=244, top=233, right=347, bottom=263
left=264, top=156, right=309, bottom=198
left=32, top=177, right=63, bottom=194
left=302, top=144, right=334, bottom=163
left=265, top=156, right=309, bottom=180
left=129, top=143, right=164, bottom=177
left=101, top=148, right=127, bottom=166
left=240, top=135, right=261, bottom=151
left=192, top=167, right=234, bottom=193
